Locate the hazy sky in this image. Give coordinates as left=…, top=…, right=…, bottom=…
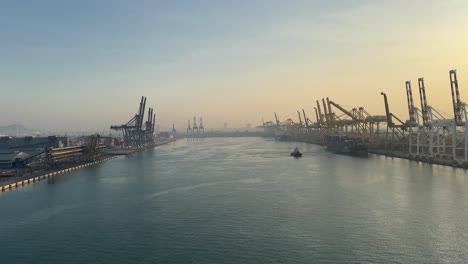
left=1, top=1, right=468, bottom=131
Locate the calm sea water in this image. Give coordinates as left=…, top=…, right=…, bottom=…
left=1, top=137, right=467, bottom=263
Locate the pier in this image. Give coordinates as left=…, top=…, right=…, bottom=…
left=0, top=138, right=176, bottom=192
left=107, top=139, right=176, bottom=155
left=3, top=68, right=468, bottom=190
left=0, top=156, right=116, bottom=192
left=0, top=96, right=176, bottom=192
left=261, top=69, right=468, bottom=169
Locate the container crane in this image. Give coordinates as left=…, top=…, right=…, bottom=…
left=322, top=99, right=329, bottom=125
left=405, top=81, right=423, bottom=158
left=417, top=77, right=455, bottom=161
left=380, top=92, right=407, bottom=153
left=314, top=107, right=320, bottom=127
left=297, top=111, right=303, bottom=129
left=418, top=78, right=431, bottom=126
left=449, top=69, right=468, bottom=164
left=274, top=112, right=280, bottom=127
left=326, top=98, right=334, bottom=124
left=192, top=117, right=198, bottom=134
left=187, top=120, right=191, bottom=134
left=316, top=100, right=324, bottom=124
left=111, top=96, right=156, bottom=147
left=328, top=100, right=366, bottom=136
left=450, top=70, right=464, bottom=126
left=302, top=109, right=309, bottom=130
left=406, top=81, right=419, bottom=126
left=199, top=117, right=204, bottom=133
left=295, top=111, right=303, bottom=135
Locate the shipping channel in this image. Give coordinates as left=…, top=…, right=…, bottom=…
left=0, top=137, right=467, bottom=263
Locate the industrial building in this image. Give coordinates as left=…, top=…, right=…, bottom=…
left=0, top=136, right=68, bottom=168
left=0, top=136, right=68, bottom=150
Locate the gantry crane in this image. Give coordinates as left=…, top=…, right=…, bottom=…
left=199, top=117, right=204, bottom=133
left=302, top=109, right=309, bottom=132
left=187, top=120, right=192, bottom=134
left=297, top=111, right=303, bottom=134
left=416, top=77, right=454, bottom=161
left=328, top=99, right=366, bottom=136
left=192, top=117, right=198, bottom=134
left=405, top=81, right=423, bottom=159
left=110, top=96, right=156, bottom=147
left=381, top=92, right=407, bottom=153
left=449, top=69, right=468, bottom=165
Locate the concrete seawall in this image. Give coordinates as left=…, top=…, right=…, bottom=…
left=107, top=139, right=176, bottom=155
left=0, top=156, right=116, bottom=192
left=1, top=139, right=176, bottom=192
left=368, top=149, right=468, bottom=168
left=293, top=136, right=468, bottom=169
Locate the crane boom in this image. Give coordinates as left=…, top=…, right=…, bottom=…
left=297, top=111, right=303, bottom=128
left=302, top=109, right=309, bottom=127
left=326, top=97, right=333, bottom=122
left=314, top=107, right=319, bottom=124
left=381, top=92, right=393, bottom=126
left=418, top=78, right=430, bottom=125
left=328, top=100, right=359, bottom=121
left=405, top=81, right=418, bottom=124
left=316, top=100, right=323, bottom=122
left=450, top=69, right=463, bottom=125
left=274, top=112, right=280, bottom=127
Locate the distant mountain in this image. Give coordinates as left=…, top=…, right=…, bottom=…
left=0, top=124, right=45, bottom=137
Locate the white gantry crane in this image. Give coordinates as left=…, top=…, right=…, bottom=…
left=406, top=70, right=468, bottom=166
left=414, top=77, right=455, bottom=162
left=449, top=69, right=468, bottom=166
left=405, top=81, right=422, bottom=159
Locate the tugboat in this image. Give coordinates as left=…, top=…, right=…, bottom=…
left=290, top=146, right=302, bottom=157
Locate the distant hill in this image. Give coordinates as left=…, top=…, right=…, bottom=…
left=0, top=124, right=44, bottom=137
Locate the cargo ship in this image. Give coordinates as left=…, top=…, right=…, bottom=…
left=274, top=130, right=290, bottom=141
left=323, top=134, right=368, bottom=156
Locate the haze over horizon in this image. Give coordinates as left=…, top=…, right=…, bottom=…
left=2, top=1, right=468, bottom=132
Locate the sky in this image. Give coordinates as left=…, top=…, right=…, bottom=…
left=1, top=0, right=468, bottom=132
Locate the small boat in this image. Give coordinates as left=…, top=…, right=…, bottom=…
left=290, top=146, right=302, bottom=157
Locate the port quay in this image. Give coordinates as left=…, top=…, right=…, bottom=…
left=4, top=69, right=468, bottom=192
left=0, top=157, right=116, bottom=192
left=3, top=3, right=468, bottom=263
left=0, top=96, right=171, bottom=191
left=261, top=69, right=468, bottom=168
